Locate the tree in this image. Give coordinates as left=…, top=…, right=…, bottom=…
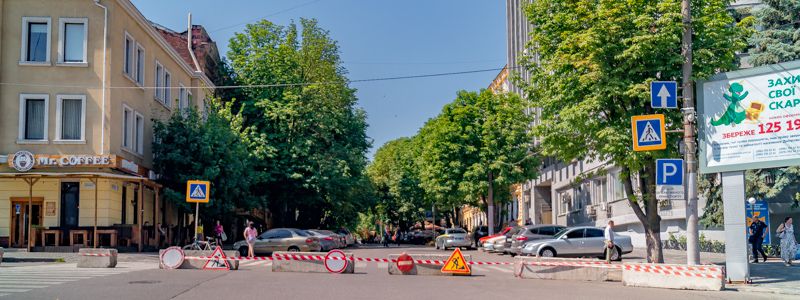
left=227, top=18, right=372, bottom=228
left=522, top=0, right=745, bottom=262
left=152, top=100, right=257, bottom=225
left=417, top=90, right=538, bottom=234
left=367, top=137, right=427, bottom=228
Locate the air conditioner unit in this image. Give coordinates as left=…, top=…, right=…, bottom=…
left=586, top=205, right=597, bottom=217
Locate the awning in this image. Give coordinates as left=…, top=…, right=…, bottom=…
left=0, top=171, right=161, bottom=188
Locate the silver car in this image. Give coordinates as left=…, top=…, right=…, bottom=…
left=482, top=235, right=505, bottom=252
left=508, top=225, right=566, bottom=255
left=435, top=228, right=472, bottom=250
left=520, top=226, right=633, bottom=261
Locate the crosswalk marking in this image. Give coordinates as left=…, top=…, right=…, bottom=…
left=0, top=262, right=155, bottom=298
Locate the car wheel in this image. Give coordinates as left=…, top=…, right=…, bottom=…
left=539, top=248, right=556, bottom=258
left=288, top=246, right=300, bottom=252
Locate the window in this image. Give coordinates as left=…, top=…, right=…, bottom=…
left=136, top=44, right=145, bottom=85
left=18, top=94, right=49, bottom=141
left=58, top=18, right=87, bottom=64
left=122, top=105, right=132, bottom=149
left=21, top=17, right=51, bottom=63
left=271, top=230, right=291, bottom=239
left=178, top=84, right=188, bottom=112
left=611, top=171, right=627, bottom=201
left=538, top=226, right=560, bottom=236
left=163, top=71, right=171, bottom=108
left=585, top=229, right=604, bottom=238
left=56, top=95, right=85, bottom=141
left=154, top=61, right=163, bottom=101
left=592, top=179, right=607, bottom=206
left=124, top=33, right=134, bottom=77
left=566, top=229, right=585, bottom=239
left=134, top=112, right=144, bottom=154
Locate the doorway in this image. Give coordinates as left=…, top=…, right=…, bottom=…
left=9, top=197, right=43, bottom=248
left=61, top=182, right=80, bottom=228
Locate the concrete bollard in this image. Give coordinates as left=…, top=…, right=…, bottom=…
left=0, top=247, right=3, bottom=266
left=160, top=249, right=240, bottom=270
left=271, top=251, right=354, bottom=274
left=77, top=248, right=118, bottom=268
left=387, top=253, right=472, bottom=276
left=622, top=263, right=725, bottom=291
left=514, top=256, right=619, bottom=282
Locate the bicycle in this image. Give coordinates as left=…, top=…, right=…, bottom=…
left=183, top=236, right=218, bottom=251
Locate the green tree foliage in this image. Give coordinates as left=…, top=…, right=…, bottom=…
left=523, top=0, right=745, bottom=262
left=417, top=90, right=538, bottom=233
left=367, top=138, right=426, bottom=228
left=227, top=18, right=372, bottom=228
left=152, top=100, right=256, bottom=224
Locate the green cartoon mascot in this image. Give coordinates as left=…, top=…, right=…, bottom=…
left=710, top=82, right=748, bottom=126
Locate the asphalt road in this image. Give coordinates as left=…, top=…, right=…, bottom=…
left=1, top=245, right=793, bottom=300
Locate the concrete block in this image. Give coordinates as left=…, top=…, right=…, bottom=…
left=159, top=249, right=240, bottom=270
left=271, top=251, right=354, bottom=274
left=622, top=263, right=724, bottom=291
left=514, top=256, right=618, bottom=282
left=77, top=248, right=117, bottom=268
left=387, top=253, right=472, bottom=276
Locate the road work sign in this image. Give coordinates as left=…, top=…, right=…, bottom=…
left=651, top=81, right=678, bottom=108
left=631, top=114, right=666, bottom=151
left=203, top=247, right=230, bottom=270
left=441, top=248, right=470, bottom=275
left=186, top=180, right=210, bottom=203
left=656, top=159, right=684, bottom=200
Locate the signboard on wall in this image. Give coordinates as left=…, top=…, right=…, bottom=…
left=699, top=60, right=800, bottom=173
left=7, top=152, right=117, bottom=171
left=746, top=199, right=771, bottom=245
left=45, top=201, right=56, bottom=217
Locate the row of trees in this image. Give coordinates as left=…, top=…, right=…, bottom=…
left=367, top=89, right=537, bottom=234
left=153, top=18, right=373, bottom=230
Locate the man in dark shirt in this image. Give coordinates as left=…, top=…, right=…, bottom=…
left=749, top=218, right=768, bottom=263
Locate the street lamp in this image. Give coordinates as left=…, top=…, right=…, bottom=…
left=747, top=197, right=756, bottom=225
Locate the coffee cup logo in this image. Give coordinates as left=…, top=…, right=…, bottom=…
left=12, top=150, right=35, bottom=172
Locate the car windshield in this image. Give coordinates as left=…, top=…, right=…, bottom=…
left=552, top=228, right=571, bottom=239
left=294, top=229, right=310, bottom=237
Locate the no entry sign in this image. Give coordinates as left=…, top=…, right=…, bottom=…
left=160, top=246, right=185, bottom=270
left=324, top=250, right=349, bottom=273
left=396, top=253, right=414, bottom=273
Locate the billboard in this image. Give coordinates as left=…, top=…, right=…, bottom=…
left=698, top=60, right=800, bottom=173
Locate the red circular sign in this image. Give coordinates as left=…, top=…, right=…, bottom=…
left=324, top=250, right=348, bottom=273
left=160, top=246, right=185, bottom=270
left=396, top=253, right=414, bottom=273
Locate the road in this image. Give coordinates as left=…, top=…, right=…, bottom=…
left=0, top=245, right=792, bottom=300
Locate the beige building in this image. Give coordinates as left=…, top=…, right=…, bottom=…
left=0, top=0, right=216, bottom=251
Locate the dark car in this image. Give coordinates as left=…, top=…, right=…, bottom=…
left=500, top=225, right=523, bottom=255
left=471, top=226, right=489, bottom=247
left=508, top=225, right=566, bottom=255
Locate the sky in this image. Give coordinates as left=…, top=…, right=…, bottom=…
left=131, top=0, right=507, bottom=158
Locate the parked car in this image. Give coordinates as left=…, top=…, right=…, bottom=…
left=336, top=228, right=355, bottom=246
left=498, top=225, right=523, bottom=255
left=233, top=228, right=321, bottom=256
left=520, top=226, right=633, bottom=261
left=435, top=228, right=472, bottom=250
left=307, top=229, right=341, bottom=251
left=478, top=226, right=512, bottom=247
left=508, top=225, right=566, bottom=256
left=470, top=226, right=489, bottom=248
left=483, top=235, right=507, bottom=253
left=411, top=229, right=439, bottom=245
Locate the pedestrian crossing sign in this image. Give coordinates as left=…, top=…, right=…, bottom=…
left=441, top=248, right=471, bottom=275
left=631, top=114, right=666, bottom=151
left=186, top=180, right=210, bottom=203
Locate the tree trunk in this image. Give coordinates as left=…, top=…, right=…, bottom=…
left=622, top=166, right=664, bottom=263
left=487, top=171, right=495, bottom=235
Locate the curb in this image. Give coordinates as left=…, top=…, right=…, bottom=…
left=2, top=257, right=66, bottom=263
left=727, top=285, right=800, bottom=296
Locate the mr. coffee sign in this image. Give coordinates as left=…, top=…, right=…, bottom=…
left=699, top=61, right=800, bottom=173
left=8, top=150, right=116, bottom=172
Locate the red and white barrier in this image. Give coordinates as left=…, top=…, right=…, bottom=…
left=80, top=253, right=114, bottom=257
left=622, top=263, right=725, bottom=291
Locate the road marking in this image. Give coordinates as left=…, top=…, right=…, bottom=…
left=486, top=265, right=512, bottom=273
left=0, top=289, right=32, bottom=293
left=377, top=263, right=388, bottom=269
left=0, top=262, right=155, bottom=298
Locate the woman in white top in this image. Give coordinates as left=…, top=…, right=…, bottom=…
left=777, top=217, right=797, bottom=266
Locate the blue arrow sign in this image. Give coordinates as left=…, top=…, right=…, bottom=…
left=651, top=81, right=678, bottom=109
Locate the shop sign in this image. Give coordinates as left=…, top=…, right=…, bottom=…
left=8, top=151, right=116, bottom=172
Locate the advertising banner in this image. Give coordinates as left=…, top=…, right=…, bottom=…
left=698, top=60, right=800, bottom=173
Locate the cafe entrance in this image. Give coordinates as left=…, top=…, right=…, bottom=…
left=9, top=197, right=43, bottom=248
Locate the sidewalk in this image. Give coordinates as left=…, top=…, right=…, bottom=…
left=1, top=248, right=159, bottom=263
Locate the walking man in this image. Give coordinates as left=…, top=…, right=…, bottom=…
left=604, top=220, right=616, bottom=263
left=749, top=217, right=768, bottom=263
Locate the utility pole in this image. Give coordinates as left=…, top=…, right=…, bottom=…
left=681, top=0, right=700, bottom=265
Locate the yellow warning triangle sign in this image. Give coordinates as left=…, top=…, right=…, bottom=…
left=441, top=248, right=470, bottom=274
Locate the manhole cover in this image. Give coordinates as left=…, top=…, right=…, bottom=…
left=129, top=280, right=161, bottom=284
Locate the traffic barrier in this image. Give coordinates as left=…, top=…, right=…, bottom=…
left=387, top=253, right=473, bottom=276
left=77, top=248, right=117, bottom=268
left=622, top=263, right=725, bottom=291
left=514, top=256, right=620, bottom=282
left=159, top=249, right=241, bottom=270
left=271, top=251, right=355, bottom=274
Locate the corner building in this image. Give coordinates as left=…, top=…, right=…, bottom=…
left=0, top=0, right=217, bottom=251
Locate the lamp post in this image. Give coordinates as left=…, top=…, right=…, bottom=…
left=747, top=197, right=756, bottom=224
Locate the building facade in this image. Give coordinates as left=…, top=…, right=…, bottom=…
left=0, top=0, right=216, bottom=250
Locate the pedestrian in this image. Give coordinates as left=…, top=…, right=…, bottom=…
left=748, top=217, right=768, bottom=263
left=243, top=222, right=258, bottom=258
left=394, top=226, right=401, bottom=246
left=604, top=220, right=616, bottom=263
left=777, top=217, right=797, bottom=266
left=382, top=225, right=390, bottom=247
left=525, top=218, right=532, bottom=225
left=214, top=220, right=226, bottom=246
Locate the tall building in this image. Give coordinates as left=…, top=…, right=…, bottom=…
left=0, top=0, right=216, bottom=250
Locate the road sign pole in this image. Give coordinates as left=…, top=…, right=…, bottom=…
left=194, top=202, right=199, bottom=241
left=681, top=0, right=700, bottom=266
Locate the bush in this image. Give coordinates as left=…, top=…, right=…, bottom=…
left=664, top=233, right=726, bottom=253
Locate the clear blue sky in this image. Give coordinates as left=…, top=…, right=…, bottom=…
left=131, top=0, right=507, bottom=158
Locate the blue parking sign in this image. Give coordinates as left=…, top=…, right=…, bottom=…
left=656, top=159, right=684, bottom=185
